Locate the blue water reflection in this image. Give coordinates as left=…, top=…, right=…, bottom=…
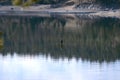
left=0, top=54, right=120, bottom=80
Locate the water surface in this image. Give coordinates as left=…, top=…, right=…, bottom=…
left=0, top=15, right=120, bottom=80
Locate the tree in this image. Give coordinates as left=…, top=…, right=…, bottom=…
left=12, top=0, right=39, bottom=6
left=12, top=0, right=22, bottom=6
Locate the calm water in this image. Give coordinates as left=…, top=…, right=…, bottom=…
left=0, top=15, right=120, bottom=80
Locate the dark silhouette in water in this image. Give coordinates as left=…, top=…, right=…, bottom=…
left=60, top=40, right=64, bottom=49
left=0, top=15, right=120, bottom=62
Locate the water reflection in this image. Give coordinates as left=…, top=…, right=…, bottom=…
left=0, top=55, right=120, bottom=80
left=0, top=15, right=120, bottom=62
left=0, top=32, right=3, bottom=50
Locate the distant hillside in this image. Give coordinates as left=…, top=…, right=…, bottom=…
left=0, top=0, right=120, bottom=9
left=30, top=0, right=120, bottom=9
left=74, top=0, right=120, bottom=9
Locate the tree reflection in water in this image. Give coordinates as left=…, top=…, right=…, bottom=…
left=0, top=15, right=120, bottom=63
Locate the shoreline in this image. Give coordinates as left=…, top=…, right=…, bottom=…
left=0, top=6, right=120, bottom=18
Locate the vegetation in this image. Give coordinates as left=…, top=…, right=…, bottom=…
left=11, top=0, right=68, bottom=6
left=0, top=0, right=120, bottom=8
left=12, top=0, right=39, bottom=6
